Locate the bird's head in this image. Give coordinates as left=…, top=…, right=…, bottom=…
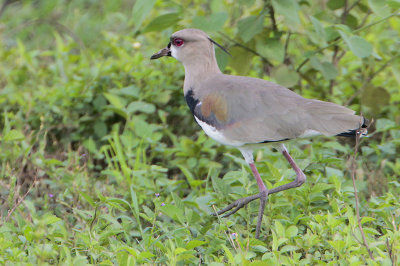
left=150, top=29, right=229, bottom=66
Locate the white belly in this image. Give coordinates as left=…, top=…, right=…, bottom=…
left=194, top=116, right=245, bottom=147
left=298, top=129, right=322, bottom=138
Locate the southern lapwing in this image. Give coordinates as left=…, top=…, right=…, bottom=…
left=151, top=28, right=368, bottom=239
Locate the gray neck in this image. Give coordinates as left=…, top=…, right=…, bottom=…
left=183, top=54, right=221, bottom=94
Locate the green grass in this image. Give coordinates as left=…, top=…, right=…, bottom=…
left=1, top=0, right=400, bottom=265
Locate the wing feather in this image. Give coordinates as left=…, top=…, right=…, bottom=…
left=194, top=74, right=364, bottom=144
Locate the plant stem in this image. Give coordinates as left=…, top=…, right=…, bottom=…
left=351, top=130, right=374, bottom=260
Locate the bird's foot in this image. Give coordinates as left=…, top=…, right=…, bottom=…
left=212, top=190, right=268, bottom=218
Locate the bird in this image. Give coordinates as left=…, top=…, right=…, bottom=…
left=150, top=28, right=368, bottom=239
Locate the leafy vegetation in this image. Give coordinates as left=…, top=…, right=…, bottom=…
left=1, top=0, right=399, bottom=264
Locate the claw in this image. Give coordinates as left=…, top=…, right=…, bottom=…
left=212, top=192, right=264, bottom=217
left=213, top=191, right=268, bottom=238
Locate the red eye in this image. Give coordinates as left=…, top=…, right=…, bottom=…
left=173, top=38, right=184, bottom=47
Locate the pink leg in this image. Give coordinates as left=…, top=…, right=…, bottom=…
left=268, top=146, right=306, bottom=195
left=249, top=163, right=267, bottom=192
left=249, top=162, right=268, bottom=238
left=214, top=145, right=305, bottom=239
left=215, top=148, right=268, bottom=238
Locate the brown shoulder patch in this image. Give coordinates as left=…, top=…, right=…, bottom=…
left=201, top=93, right=228, bottom=123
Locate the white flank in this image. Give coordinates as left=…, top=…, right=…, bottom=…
left=194, top=116, right=245, bottom=147
left=298, top=129, right=322, bottom=138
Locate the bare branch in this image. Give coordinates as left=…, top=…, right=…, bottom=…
left=348, top=0, right=362, bottom=13
left=218, top=31, right=273, bottom=67
left=296, top=12, right=399, bottom=72
left=341, top=0, right=349, bottom=24
left=268, top=3, right=278, bottom=32
left=284, top=31, right=291, bottom=62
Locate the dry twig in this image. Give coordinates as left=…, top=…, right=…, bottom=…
left=350, top=128, right=374, bottom=260
left=4, top=175, right=38, bottom=223
left=386, top=238, right=395, bottom=266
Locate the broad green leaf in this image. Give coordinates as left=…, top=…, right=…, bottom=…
left=237, top=16, right=264, bottom=43
left=361, top=86, right=390, bottom=113
left=83, top=137, right=97, bottom=154
left=285, top=225, right=298, bottom=238
left=119, top=85, right=140, bottom=98
left=42, top=214, right=61, bottom=225
left=271, top=65, right=299, bottom=88
left=325, top=26, right=341, bottom=42
left=171, top=192, right=184, bottom=210
left=143, top=13, right=180, bottom=33
left=339, top=31, right=373, bottom=58
left=106, top=107, right=128, bottom=118
left=363, top=227, right=381, bottom=236
left=192, top=12, right=228, bottom=32
left=127, top=101, right=156, bottom=114
left=326, top=167, right=344, bottom=178
left=174, top=247, right=187, bottom=255
left=327, top=0, right=345, bottom=10
left=348, top=36, right=373, bottom=58
left=222, top=245, right=235, bottom=264
left=24, top=225, right=33, bottom=242
left=44, top=158, right=63, bottom=166
left=3, top=129, right=25, bottom=142
left=105, top=198, right=130, bottom=211
left=104, top=93, right=127, bottom=109
left=177, top=254, right=196, bottom=261
left=310, top=57, right=338, bottom=80
left=368, top=0, right=390, bottom=16
left=274, top=220, right=285, bottom=236
left=116, top=247, right=138, bottom=257
left=228, top=46, right=253, bottom=75
left=80, top=191, right=96, bottom=206
left=186, top=240, right=207, bottom=250
left=378, top=142, right=396, bottom=155
left=177, top=164, right=204, bottom=188
left=311, top=183, right=335, bottom=193
left=255, top=38, right=284, bottom=63
left=310, top=16, right=327, bottom=45
left=210, top=0, right=226, bottom=12
left=345, top=13, right=359, bottom=28
left=272, top=0, right=300, bottom=28
left=160, top=204, right=185, bottom=224
left=326, top=213, right=342, bottom=228
left=361, top=217, right=376, bottom=224
left=239, top=0, right=256, bottom=6
left=251, top=245, right=269, bottom=253
left=346, top=208, right=356, bottom=226
left=133, top=118, right=156, bottom=138
left=375, top=118, right=396, bottom=131
left=280, top=245, right=299, bottom=253
left=335, top=24, right=352, bottom=33
left=388, top=0, right=400, bottom=8
left=94, top=121, right=107, bottom=138
left=138, top=251, right=155, bottom=259
left=215, top=46, right=230, bottom=71
left=328, top=240, right=345, bottom=253
left=131, top=0, right=156, bottom=33
left=211, top=175, right=230, bottom=197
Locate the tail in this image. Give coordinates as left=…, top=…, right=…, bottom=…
left=336, top=117, right=369, bottom=137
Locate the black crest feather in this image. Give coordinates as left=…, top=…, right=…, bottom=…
left=208, top=37, right=231, bottom=56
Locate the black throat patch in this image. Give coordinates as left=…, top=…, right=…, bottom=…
left=184, top=88, right=198, bottom=115
left=184, top=88, right=221, bottom=128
